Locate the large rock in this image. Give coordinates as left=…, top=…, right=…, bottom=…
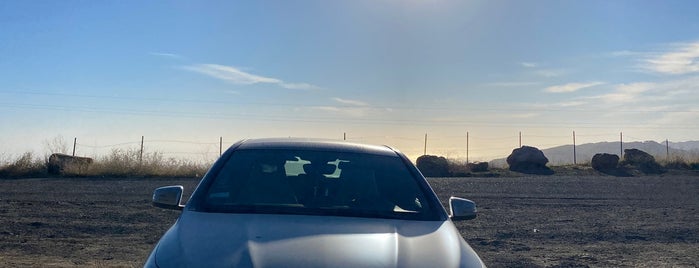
left=621, top=149, right=665, bottom=174
left=591, top=153, right=619, bottom=171
left=47, top=153, right=93, bottom=175
left=506, top=146, right=553, bottom=175
left=416, top=155, right=450, bottom=177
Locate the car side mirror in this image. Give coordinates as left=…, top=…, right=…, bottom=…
left=449, top=196, right=477, bottom=221
left=153, top=185, right=185, bottom=210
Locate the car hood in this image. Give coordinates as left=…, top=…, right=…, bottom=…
left=152, top=212, right=485, bottom=268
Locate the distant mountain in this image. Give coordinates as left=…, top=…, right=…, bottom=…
left=490, top=140, right=699, bottom=167
left=669, top=141, right=699, bottom=151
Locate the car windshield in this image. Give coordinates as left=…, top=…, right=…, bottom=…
left=201, top=149, right=439, bottom=220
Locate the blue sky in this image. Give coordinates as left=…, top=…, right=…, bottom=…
left=2, top=0, right=699, bottom=162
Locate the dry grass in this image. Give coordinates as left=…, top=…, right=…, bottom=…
left=0, top=152, right=46, bottom=178
left=0, top=149, right=210, bottom=179
left=75, top=148, right=210, bottom=178
left=660, top=155, right=699, bottom=170
left=2, top=149, right=698, bottom=179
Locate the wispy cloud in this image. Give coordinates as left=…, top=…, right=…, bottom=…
left=333, top=97, right=369, bottom=106
left=310, top=106, right=372, bottom=118
left=305, top=97, right=380, bottom=117
left=149, top=52, right=185, bottom=60
left=642, top=41, right=699, bottom=75
left=534, top=69, right=567, bottom=77
left=544, top=82, right=604, bottom=93
left=592, top=82, right=652, bottom=103
left=555, top=101, right=587, bottom=107
left=608, top=50, right=640, bottom=57
left=484, top=81, right=541, bottom=87
left=582, top=76, right=699, bottom=105
left=511, top=113, right=539, bottom=119
left=281, top=83, right=320, bottom=90
left=181, top=64, right=320, bottom=90
left=520, top=62, right=537, bottom=68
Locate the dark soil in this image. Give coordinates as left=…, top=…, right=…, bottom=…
left=0, top=174, right=697, bottom=267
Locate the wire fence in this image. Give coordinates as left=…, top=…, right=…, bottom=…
left=46, top=131, right=699, bottom=167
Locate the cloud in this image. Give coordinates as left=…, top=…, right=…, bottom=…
left=281, top=83, right=321, bottom=90
left=544, top=82, right=604, bottom=93
left=520, top=62, right=537, bottom=68
left=182, top=64, right=320, bottom=90
left=309, top=106, right=370, bottom=117
left=149, top=52, right=185, bottom=59
left=554, top=101, right=587, bottom=107
left=484, top=81, right=541, bottom=87
left=304, top=97, right=379, bottom=117
left=608, top=50, right=640, bottom=57
left=511, top=113, right=539, bottom=119
left=643, top=41, right=699, bottom=75
left=534, top=69, right=567, bottom=77
left=583, top=77, right=699, bottom=105
left=595, top=84, right=649, bottom=103
left=333, top=97, right=369, bottom=106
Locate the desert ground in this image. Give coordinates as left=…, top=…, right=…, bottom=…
left=0, top=173, right=697, bottom=267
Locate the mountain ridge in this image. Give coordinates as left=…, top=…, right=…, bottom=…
left=489, top=140, right=699, bottom=167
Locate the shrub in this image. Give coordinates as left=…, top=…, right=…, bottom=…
left=447, top=159, right=471, bottom=177
left=690, top=162, right=699, bottom=171
left=664, top=160, right=691, bottom=170
left=0, top=152, right=47, bottom=178
left=467, top=162, right=489, bottom=172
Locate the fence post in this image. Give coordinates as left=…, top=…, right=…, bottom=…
left=423, top=133, right=427, bottom=156
left=573, top=131, right=576, bottom=165
left=140, top=136, right=144, bottom=164
left=619, top=132, right=623, bottom=157
left=220, top=136, right=223, bottom=157
left=72, top=137, right=77, bottom=156
left=519, top=131, right=522, bottom=148
left=466, top=131, right=469, bottom=163
left=666, top=139, right=669, bottom=160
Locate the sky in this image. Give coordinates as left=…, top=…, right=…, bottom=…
left=2, top=0, right=699, bottom=162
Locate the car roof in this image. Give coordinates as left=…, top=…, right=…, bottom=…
left=235, top=138, right=399, bottom=157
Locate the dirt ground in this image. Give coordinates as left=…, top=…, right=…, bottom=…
left=0, top=173, right=697, bottom=267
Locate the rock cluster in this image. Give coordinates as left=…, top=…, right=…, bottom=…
left=590, top=149, right=666, bottom=176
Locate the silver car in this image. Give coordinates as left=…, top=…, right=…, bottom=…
left=145, top=138, right=485, bottom=267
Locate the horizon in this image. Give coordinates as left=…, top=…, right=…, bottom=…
left=5, top=135, right=697, bottom=166
left=2, top=1, right=699, bottom=163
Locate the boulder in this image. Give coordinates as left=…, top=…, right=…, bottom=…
left=467, top=162, right=489, bottom=172
left=416, top=155, right=450, bottom=177
left=621, top=149, right=665, bottom=174
left=48, top=153, right=93, bottom=175
left=591, top=153, right=619, bottom=171
left=623, top=149, right=655, bottom=165
left=506, top=146, right=553, bottom=175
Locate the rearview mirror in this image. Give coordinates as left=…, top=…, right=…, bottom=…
left=449, top=196, right=477, bottom=221
left=153, top=185, right=184, bottom=210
